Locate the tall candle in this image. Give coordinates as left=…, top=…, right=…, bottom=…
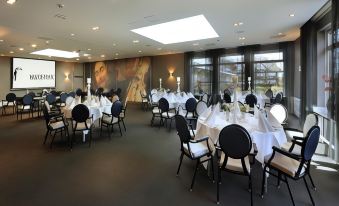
left=87, top=78, right=91, bottom=84
left=248, top=77, right=251, bottom=81
left=159, top=78, right=162, bottom=82
left=232, top=76, right=238, bottom=84
left=177, top=77, right=180, bottom=82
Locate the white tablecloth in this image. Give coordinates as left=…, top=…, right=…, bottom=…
left=151, top=91, right=196, bottom=109
left=195, top=112, right=287, bottom=164
left=62, top=103, right=112, bottom=122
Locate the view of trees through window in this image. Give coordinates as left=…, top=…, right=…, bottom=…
left=191, top=57, right=213, bottom=95
left=253, top=52, right=284, bottom=94
left=219, top=54, right=244, bottom=94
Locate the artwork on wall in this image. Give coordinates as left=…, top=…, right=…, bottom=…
left=89, top=57, right=151, bottom=102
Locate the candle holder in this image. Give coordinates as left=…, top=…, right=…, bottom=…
left=176, top=77, right=181, bottom=93
left=159, top=78, right=162, bottom=90
left=87, top=78, right=91, bottom=100
left=248, top=78, right=252, bottom=93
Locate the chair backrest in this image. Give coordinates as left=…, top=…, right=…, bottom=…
left=6, top=93, right=16, bottom=102
left=223, top=93, right=232, bottom=103
left=245, top=94, right=257, bottom=108
left=303, top=113, right=318, bottom=137
left=28, top=92, right=36, bottom=98
left=265, top=89, right=273, bottom=99
left=111, top=101, right=122, bottom=118
left=301, top=126, right=320, bottom=161
left=224, top=88, right=232, bottom=96
left=238, top=101, right=246, bottom=112
left=96, top=87, right=104, bottom=96
left=275, top=92, right=283, bottom=103
left=68, top=92, right=76, bottom=98
left=65, top=96, right=74, bottom=106
left=196, top=101, right=207, bottom=116
left=158, top=98, right=169, bottom=112
left=22, top=94, right=33, bottom=105
left=60, top=92, right=68, bottom=103
left=219, top=124, right=252, bottom=159
left=208, top=94, right=222, bottom=106
left=116, top=88, right=122, bottom=97
left=75, top=88, right=83, bottom=97
left=124, top=96, right=129, bottom=108
left=174, top=115, right=191, bottom=143
left=50, top=90, right=58, bottom=96
left=185, top=98, right=197, bottom=113
left=270, top=104, right=287, bottom=124
left=202, top=93, right=209, bottom=103
left=46, top=94, right=56, bottom=104
left=72, top=104, right=89, bottom=123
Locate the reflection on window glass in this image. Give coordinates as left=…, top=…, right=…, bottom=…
left=219, top=55, right=244, bottom=94
left=191, top=58, right=213, bottom=95
left=254, top=52, right=284, bottom=94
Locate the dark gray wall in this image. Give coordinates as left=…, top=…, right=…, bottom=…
left=294, top=38, right=301, bottom=98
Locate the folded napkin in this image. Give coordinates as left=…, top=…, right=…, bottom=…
left=151, top=89, right=157, bottom=95
left=187, top=92, right=194, bottom=98
left=258, top=111, right=274, bottom=132
left=65, top=97, right=74, bottom=107
left=254, top=105, right=259, bottom=119
left=205, top=103, right=221, bottom=127
left=100, top=96, right=106, bottom=106
left=267, top=110, right=283, bottom=128
left=104, top=96, right=112, bottom=105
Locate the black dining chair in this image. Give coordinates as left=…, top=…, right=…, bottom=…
left=42, top=105, right=69, bottom=149
left=195, top=100, right=208, bottom=117
left=100, top=101, right=123, bottom=137
left=75, top=88, right=83, bottom=97
left=261, top=126, right=320, bottom=206
left=223, top=93, right=232, bottom=103
left=174, top=115, right=214, bottom=191
left=158, top=98, right=176, bottom=130
left=120, top=97, right=128, bottom=131
left=56, top=92, right=68, bottom=107
left=68, top=91, right=76, bottom=98
left=265, top=92, right=283, bottom=108
left=46, top=94, right=57, bottom=108
left=216, top=124, right=254, bottom=205
left=183, top=97, right=197, bottom=119
left=140, top=91, right=149, bottom=111
left=2, top=93, right=16, bottom=115
left=17, top=94, right=33, bottom=120
left=245, top=94, right=258, bottom=108
left=71, top=104, right=93, bottom=149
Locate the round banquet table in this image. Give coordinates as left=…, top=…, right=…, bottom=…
left=151, top=91, right=196, bottom=109
left=195, top=112, right=287, bottom=164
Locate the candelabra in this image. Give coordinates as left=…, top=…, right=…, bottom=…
left=248, top=77, right=252, bottom=93
left=87, top=78, right=91, bottom=100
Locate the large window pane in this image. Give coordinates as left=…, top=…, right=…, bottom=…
left=219, top=54, right=244, bottom=93
left=254, top=52, right=284, bottom=94
left=191, top=58, right=212, bottom=95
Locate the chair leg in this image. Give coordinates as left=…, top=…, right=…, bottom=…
left=89, top=129, right=92, bottom=147
left=190, top=159, right=200, bottom=191
left=100, top=122, right=103, bottom=137
left=122, top=119, right=126, bottom=131
left=210, top=156, right=215, bottom=183
left=277, top=172, right=281, bottom=188
left=44, top=130, right=49, bottom=144
left=303, top=177, right=315, bottom=206
left=151, top=115, right=154, bottom=126
left=168, top=118, right=172, bottom=132
left=118, top=122, right=122, bottom=136
left=285, top=176, right=295, bottom=206
left=308, top=172, right=317, bottom=191
left=217, top=166, right=221, bottom=204
left=261, top=166, right=267, bottom=198
left=176, top=152, right=184, bottom=176
left=50, top=131, right=56, bottom=149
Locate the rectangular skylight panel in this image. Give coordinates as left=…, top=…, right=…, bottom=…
left=131, top=15, right=219, bottom=44
left=31, top=49, right=79, bottom=58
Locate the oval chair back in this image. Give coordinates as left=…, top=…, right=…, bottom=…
left=46, top=94, right=56, bottom=105
left=50, top=90, right=58, bottom=96
left=302, top=126, right=320, bottom=161
left=219, top=124, right=252, bottom=160
left=22, top=94, right=33, bottom=106
left=208, top=94, right=222, bottom=106
left=68, top=92, right=76, bottom=98
left=202, top=93, right=209, bottom=103
left=224, top=93, right=232, bottom=103
left=42, top=104, right=51, bottom=128
left=96, top=87, right=104, bottom=96
left=185, top=98, right=197, bottom=113
left=28, top=92, right=36, bottom=98
left=75, top=88, right=83, bottom=97
left=245, top=94, right=257, bottom=108
left=174, top=115, right=191, bottom=144
left=6, top=93, right=16, bottom=102
left=116, top=88, right=122, bottom=97
left=65, top=96, right=74, bottom=106
left=265, top=89, right=273, bottom=99
left=111, top=101, right=122, bottom=118
left=60, top=92, right=68, bottom=103
left=72, top=104, right=89, bottom=123
left=158, top=98, right=169, bottom=113
left=270, top=104, right=288, bottom=124
left=275, top=92, right=283, bottom=103
left=238, top=101, right=246, bottom=112
left=303, top=113, right=318, bottom=137
left=196, top=101, right=207, bottom=116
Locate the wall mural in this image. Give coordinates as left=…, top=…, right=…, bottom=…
left=89, top=57, right=151, bottom=102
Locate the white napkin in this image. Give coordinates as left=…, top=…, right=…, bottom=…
left=205, top=103, right=221, bottom=127
left=104, top=96, right=111, bottom=105
left=199, top=106, right=212, bottom=120
left=254, top=106, right=259, bottom=119
left=65, top=97, right=74, bottom=107
left=267, top=110, right=283, bottom=128
left=67, top=99, right=76, bottom=109
left=258, top=111, right=274, bottom=132
left=100, top=96, right=106, bottom=106
left=90, top=98, right=96, bottom=106
left=187, top=92, right=194, bottom=98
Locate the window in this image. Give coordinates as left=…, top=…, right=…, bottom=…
left=191, top=57, right=213, bottom=95
left=219, top=54, right=244, bottom=93
left=253, top=51, right=284, bottom=94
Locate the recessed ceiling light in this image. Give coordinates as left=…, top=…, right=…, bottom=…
left=88, top=56, right=92, bottom=59
left=239, top=37, right=246, bottom=40
left=234, top=23, right=238, bottom=26
left=1, top=54, right=4, bottom=56
left=131, top=15, right=219, bottom=44
left=114, top=57, right=118, bottom=60
left=18, top=48, right=24, bottom=51
left=115, top=53, right=119, bottom=56
left=157, top=48, right=162, bottom=50
left=138, top=50, right=142, bottom=53
left=193, top=43, right=199, bottom=46
left=83, top=53, right=90, bottom=57
left=133, top=40, right=139, bottom=43
left=113, top=43, right=116, bottom=46
left=9, top=51, right=14, bottom=54
left=0, top=39, right=4, bottom=42
left=87, top=48, right=91, bottom=51
left=278, top=32, right=283, bottom=35
left=238, top=22, right=244, bottom=26
left=31, top=44, right=37, bottom=48
left=101, top=54, right=105, bottom=58
left=92, top=26, right=99, bottom=31
left=45, top=40, right=50, bottom=44
left=6, top=0, right=16, bottom=5
left=70, top=33, right=75, bottom=36
left=76, top=58, right=79, bottom=61
left=31, top=49, right=79, bottom=58
left=289, top=14, right=295, bottom=17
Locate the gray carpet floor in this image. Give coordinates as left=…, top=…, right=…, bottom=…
left=0, top=104, right=338, bottom=206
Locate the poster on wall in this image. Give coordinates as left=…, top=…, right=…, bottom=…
left=89, top=57, right=151, bottom=102
left=11, top=58, right=56, bottom=89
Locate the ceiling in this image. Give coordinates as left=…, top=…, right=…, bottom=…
left=0, top=0, right=328, bottom=62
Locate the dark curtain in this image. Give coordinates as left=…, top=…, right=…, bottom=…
left=332, top=0, right=339, bottom=125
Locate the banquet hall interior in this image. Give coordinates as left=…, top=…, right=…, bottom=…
left=1, top=0, right=339, bottom=206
